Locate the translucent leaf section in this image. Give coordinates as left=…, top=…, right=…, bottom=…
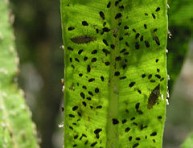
left=0, top=0, right=39, bottom=147
left=61, top=0, right=167, bottom=147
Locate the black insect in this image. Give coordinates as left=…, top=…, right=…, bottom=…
left=147, top=84, right=160, bottom=109
left=153, top=36, right=160, bottom=45
left=71, top=35, right=96, bottom=44
left=99, top=11, right=105, bottom=20
left=151, top=30, right=160, bottom=46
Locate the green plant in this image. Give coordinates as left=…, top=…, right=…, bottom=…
left=164, top=0, right=193, bottom=147
left=61, top=0, right=168, bottom=147
left=0, top=1, right=39, bottom=147
left=167, top=0, right=193, bottom=90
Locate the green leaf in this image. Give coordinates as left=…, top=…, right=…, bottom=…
left=61, top=0, right=168, bottom=147
left=0, top=0, right=39, bottom=147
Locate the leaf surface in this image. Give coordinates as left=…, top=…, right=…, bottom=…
left=61, top=0, right=168, bottom=147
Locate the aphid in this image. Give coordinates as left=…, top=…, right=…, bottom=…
left=112, top=118, right=119, bottom=124
left=68, top=26, right=75, bottom=31
left=144, top=24, right=147, bottom=29
left=71, top=35, right=96, bottom=44
left=115, top=0, right=120, bottom=6
left=144, top=40, right=150, bottom=48
left=135, top=42, right=140, bottom=49
left=128, top=136, right=132, bottom=141
left=99, top=11, right=105, bottom=20
left=103, top=27, right=110, bottom=32
left=119, top=5, right=124, bottom=9
left=124, top=25, right=129, bottom=29
left=78, top=49, right=83, bottom=55
left=90, top=142, right=97, bottom=147
left=152, top=13, right=156, bottom=19
left=87, top=65, right=91, bottom=72
left=133, top=143, right=139, bottom=147
left=94, top=130, right=102, bottom=137
left=103, top=39, right=109, bottom=46
left=129, top=82, right=135, bottom=88
left=82, top=21, right=88, bottom=26
left=114, top=71, right=120, bottom=76
left=107, top=1, right=111, bottom=8
left=115, top=13, right=122, bottom=19
left=153, top=36, right=160, bottom=45
left=155, top=7, right=160, bottom=12
left=150, top=131, right=157, bottom=136
left=120, top=76, right=127, bottom=80
left=147, top=84, right=160, bottom=109
left=125, top=127, right=130, bottom=132
left=135, top=33, right=140, bottom=39
left=151, top=30, right=160, bottom=46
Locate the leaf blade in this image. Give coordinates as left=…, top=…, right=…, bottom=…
left=61, top=0, right=168, bottom=147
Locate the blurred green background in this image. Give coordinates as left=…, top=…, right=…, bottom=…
left=10, top=0, right=63, bottom=148
left=9, top=0, right=193, bottom=148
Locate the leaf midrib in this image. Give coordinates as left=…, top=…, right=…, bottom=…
left=106, top=2, right=121, bottom=147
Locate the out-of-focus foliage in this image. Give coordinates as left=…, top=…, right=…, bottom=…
left=168, top=0, right=193, bottom=29
left=164, top=0, right=193, bottom=147
left=182, top=132, right=193, bottom=148
left=10, top=0, right=63, bottom=147
left=167, top=0, right=193, bottom=90
left=0, top=0, right=39, bottom=147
